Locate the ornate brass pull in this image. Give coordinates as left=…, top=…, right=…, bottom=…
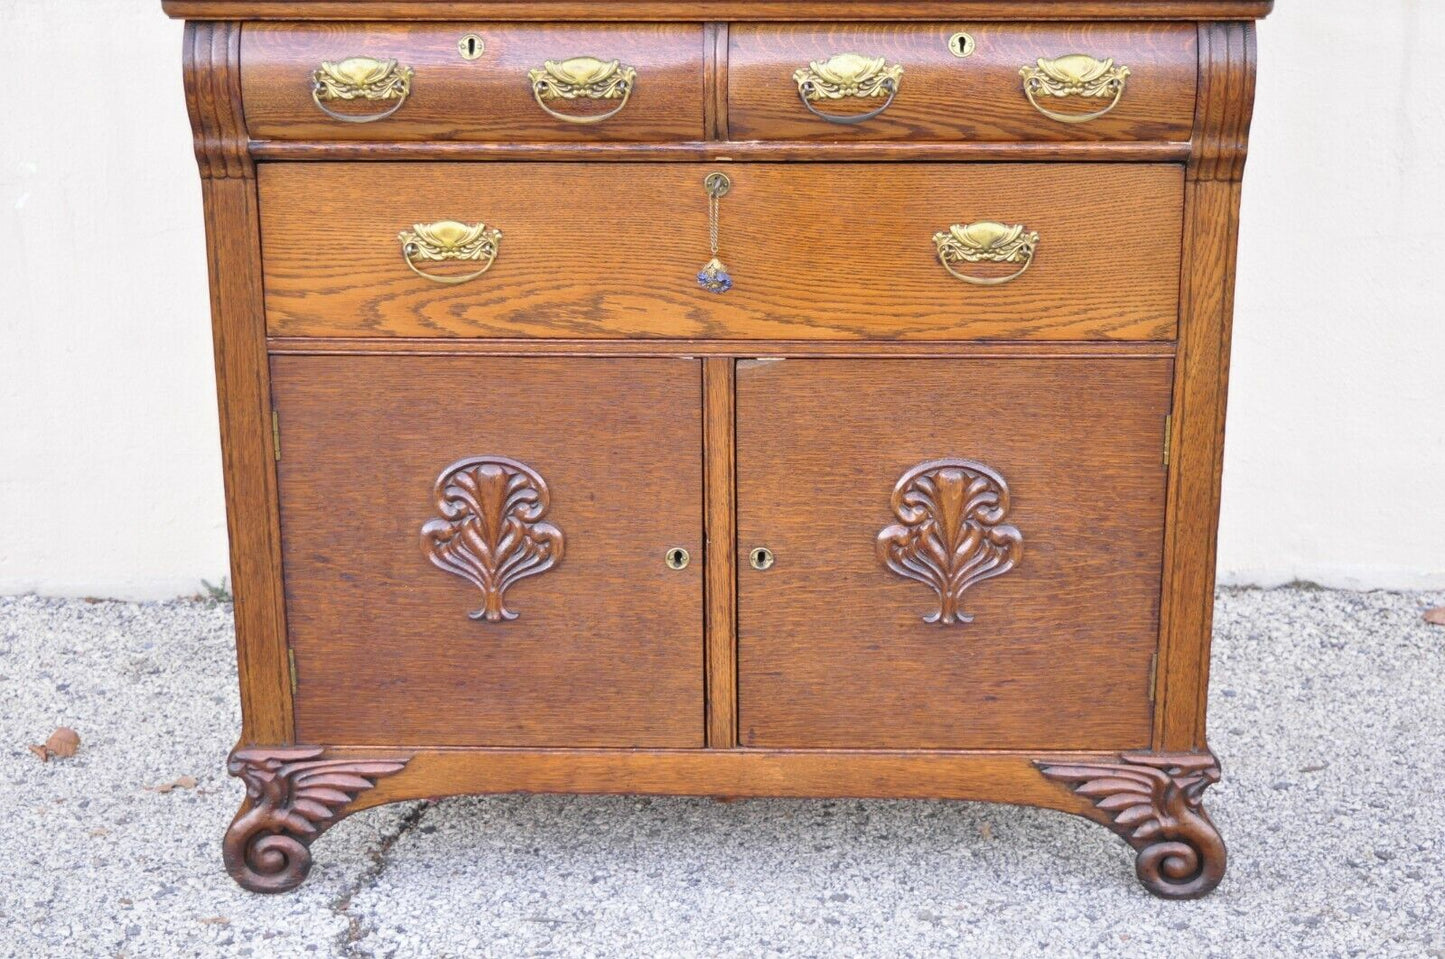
left=528, top=56, right=638, bottom=125
left=1019, top=54, right=1131, bottom=124
left=793, top=54, right=904, bottom=125
left=933, top=222, right=1040, bottom=287
left=312, top=57, right=414, bottom=124
left=398, top=221, right=503, bottom=286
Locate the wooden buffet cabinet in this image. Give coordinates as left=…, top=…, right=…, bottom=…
left=165, top=0, right=1271, bottom=899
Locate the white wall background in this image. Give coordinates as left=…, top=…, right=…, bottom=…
left=1, top=0, right=1442, bottom=599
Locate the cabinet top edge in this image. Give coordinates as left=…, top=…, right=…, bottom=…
left=162, top=1, right=1274, bottom=22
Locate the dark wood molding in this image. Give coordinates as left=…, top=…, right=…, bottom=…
left=1190, top=21, right=1258, bottom=182
left=876, top=459, right=1023, bottom=626
left=420, top=456, right=566, bottom=623
left=248, top=139, right=1191, bottom=163
left=165, top=1, right=1275, bottom=22
left=267, top=338, right=1179, bottom=359
left=223, top=747, right=410, bottom=893
left=1036, top=751, right=1225, bottom=900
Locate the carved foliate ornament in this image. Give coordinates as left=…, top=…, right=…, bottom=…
left=420, top=456, right=564, bottom=622
left=1036, top=752, right=1226, bottom=900
left=877, top=459, right=1023, bottom=624
left=223, top=747, right=409, bottom=894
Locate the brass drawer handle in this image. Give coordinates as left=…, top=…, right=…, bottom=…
left=793, top=54, right=904, bottom=126
left=398, top=221, right=503, bottom=286
left=933, top=222, right=1040, bottom=287
left=1020, top=55, right=1131, bottom=124
left=528, top=56, right=638, bottom=125
left=312, top=57, right=414, bottom=124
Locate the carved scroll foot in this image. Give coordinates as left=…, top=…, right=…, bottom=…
left=1036, top=751, right=1226, bottom=900
left=222, top=747, right=409, bottom=894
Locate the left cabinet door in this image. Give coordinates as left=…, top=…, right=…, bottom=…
left=270, top=355, right=705, bottom=748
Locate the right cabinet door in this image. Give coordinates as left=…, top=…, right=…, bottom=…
left=735, top=357, right=1173, bottom=751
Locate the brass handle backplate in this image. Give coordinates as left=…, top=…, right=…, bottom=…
left=749, top=547, right=775, bottom=571
left=528, top=56, right=638, bottom=124
left=933, top=221, right=1040, bottom=286
left=793, top=53, right=903, bottom=125
left=1020, top=54, right=1131, bottom=124
left=312, top=57, right=414, bottom=123
left=398, top=220, right=503, bottom=285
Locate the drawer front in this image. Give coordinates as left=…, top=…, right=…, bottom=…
left=729, top=23, right=1196, bottom=142
left=242, top=23, right=706, bottom=141
left=260, top=162, right=1182, bottom=340
left=736, top=357, right=1171, bottom=750
left=273, top=355, right=705, bottom=748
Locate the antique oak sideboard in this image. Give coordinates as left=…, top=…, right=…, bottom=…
left=164, top=0, right=1271, bottom=898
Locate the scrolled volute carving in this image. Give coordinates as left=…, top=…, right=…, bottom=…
left=420, top=456, right=564, bottom=622
left=1036, top=752, right=1226, bottom=900
left=877, top=459, right=1023, bottom=625
left=223, top=747, right=409, bottom=894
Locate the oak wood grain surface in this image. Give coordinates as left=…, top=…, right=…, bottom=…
left=259, top=162, right=1183, bottom=340
left=729, top=22, right=1196, bottom=143
left=735, top=358, right=1172, bottom=750
left=243, top=22, right=706, bottom=142
left=271, top=355, right=705, bottom=747
left=166, top=1, right=1276, bottom=23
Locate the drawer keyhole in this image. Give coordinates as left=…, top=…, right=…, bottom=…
left=749, top=547, right=775, bottom=571
left=666, top=547, right=691, bottom=571
left=458, top=34, right=485, bottom=60
left=949, top=32, right=977, bottom=58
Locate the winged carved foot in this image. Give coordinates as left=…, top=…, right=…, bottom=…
left=1036, top=751, right=1226, bottom=900
left=223, top=747, right=410, bottom=893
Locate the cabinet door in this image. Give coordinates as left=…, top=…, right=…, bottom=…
left=736, top=358, right=1172, bottom=751
left=272, top=356, right=704, bottom=748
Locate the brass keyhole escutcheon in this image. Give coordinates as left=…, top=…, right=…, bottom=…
left=704, top=171, right=732, bottom=198
left=749, top=547, right=775, bottom=571
left=949, top=32, right=977, bottom=58
left=666, top=547, right=691, bottom=570
left=458, top=34, right=486, bottom=60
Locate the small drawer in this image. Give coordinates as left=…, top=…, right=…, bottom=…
left=241, top=23, right=706, bottom=141
left=728, top=23, right=1196, bottom=142
left=259, top=162, right=1182, bottom=341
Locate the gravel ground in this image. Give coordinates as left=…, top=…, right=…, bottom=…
left=1, top=587, right=1443, bottom=958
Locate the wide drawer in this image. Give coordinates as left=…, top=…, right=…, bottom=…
left=736, top=357, right=1172, bottom=750
left=729, top=23, right=1196, bottom=142
left=259, top=162, right=1183, bottom=340
left=242, top=23, right=706, bottom=141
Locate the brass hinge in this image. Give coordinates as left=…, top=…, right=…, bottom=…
left=1162, top=413, right=1173, bottom=468
left=1148, top=651, right=1159, bottom=703
left=288, top=648, right=298, bottom=696
left=271, top=410, right=282, bottom=461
